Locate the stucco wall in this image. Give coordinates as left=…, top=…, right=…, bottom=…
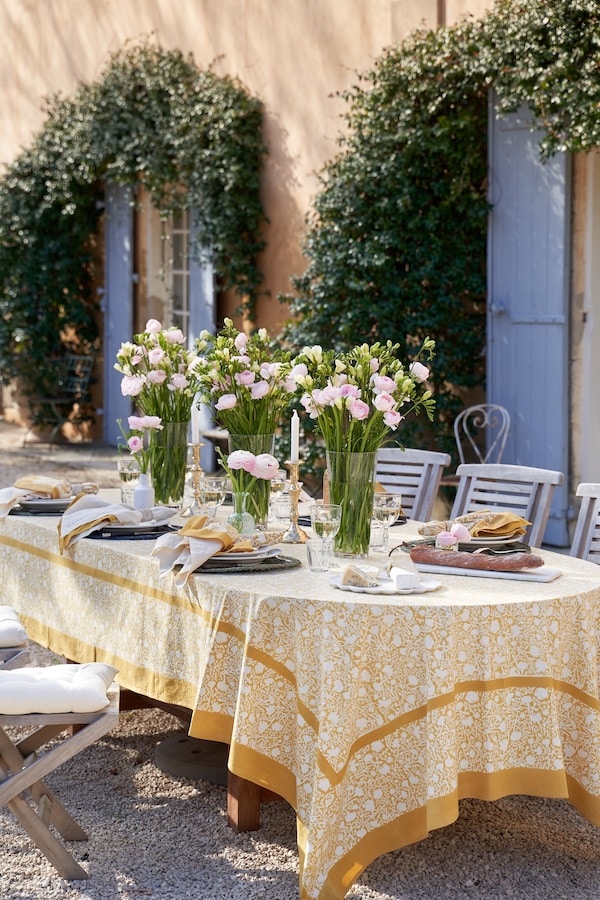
left=0, top=0, right=488, bottom=331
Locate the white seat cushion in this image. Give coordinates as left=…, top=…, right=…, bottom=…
left=0, top=606, right=28, bottom=648
left=0, top=663, right=118, bottom=714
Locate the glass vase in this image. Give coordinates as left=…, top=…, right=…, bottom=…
left=326, top=450, right=377, bottom=557
left=227, top=433, right=275, bottom=529
left=150, top=421, right=189, bottom=506
left=227, top=491, right=255, bottom=536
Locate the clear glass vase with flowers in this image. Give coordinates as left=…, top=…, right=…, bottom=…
left=290, top=339, right=436, bottom=556
left=220, top=449, right=281, bottom=533
left=194, top=318, right=296, bottom=524
left=117, top=415, right=164, bottom=508
left=115, top=319, right=202, bottom=505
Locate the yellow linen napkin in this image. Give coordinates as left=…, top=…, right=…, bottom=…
left=14, top=475, right=71, bottom=498
left=57, top=494, right=174, bottom=552
left=151, top=515, right=255, bottom=588
left=468, top=512, right=530, bottom=538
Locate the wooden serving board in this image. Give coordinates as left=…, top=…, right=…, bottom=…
left=414, top=563, right=562, bottom=582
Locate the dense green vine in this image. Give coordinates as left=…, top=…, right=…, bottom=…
left=0, top=42, right=266, bottom=404
left=283, top=0, right=600, bottom=457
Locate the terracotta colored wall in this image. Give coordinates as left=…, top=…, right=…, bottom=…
left=0, top=0, right=487, bottom=335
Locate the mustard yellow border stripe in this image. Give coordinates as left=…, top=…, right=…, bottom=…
left=319, top=769, right=600, bottom=900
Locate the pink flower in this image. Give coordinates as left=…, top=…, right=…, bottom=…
left=147, top=369, right=167, bottom=384
left=450, top=523, right=471, bottom=542
left=164, top=328, right=185, bottom=345
left=340, top=383, right=361, bottom=399
left=235, top=370, right=256, bottom=386
left=227, top=450, right=256, bottom=473
left=250, top=380, right=270, bottom=400
left=121, top=375, right=145, bottom=397
left=374, top=392, right=395, bottom=412
left=436, top=530, right=457, bottom=549
left=347, top=398, right=370, bottom=420
left=127, top=435, right=143, bottom=454
left=234, top=332, right=248, bottom=352
left=145, top=319, right=162, bottom=334
left=132, top=353, right=144, bottom=366
left=372, top=374, right=396, bottom=393
left=252, top=453, right=280, bottom=479
left=410, top=361, right=430, bottom=382
left=127, top=415, right=146, bottom=430
left=215, top=393, right=237, bottom=411
left=289, top=363, right=308, bottom=382
left=170, top=373, right=189, bottom=390
left=260, top=362, right=280, bottom=380
left=383, top=409, right=402, bottom=428
left=321, top=384, right=342, bottom=405
left=148, top=347, right=165, bottom=365
left=370, top=358, right=380, bottom=373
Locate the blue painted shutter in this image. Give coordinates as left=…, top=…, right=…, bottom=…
left=487, top=99, right=571, bottom=545
left=102, top=184, right=134, bottom=446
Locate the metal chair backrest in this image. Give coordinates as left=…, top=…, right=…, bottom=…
left=453, top=404, right=510, bottom=465
left=570, top=483, right=600, bottom=562
left=375, top=447, right=451, bottom=522
left=451, top=463, right=564, bottom=548
left=55, top=354, right=95, bottom=399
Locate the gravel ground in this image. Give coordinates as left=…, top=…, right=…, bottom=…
left=1, top=421, right=600, bottom=899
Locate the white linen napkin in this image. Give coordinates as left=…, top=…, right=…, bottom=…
left=57, top=494, right=173, bottom=552
left=0, top=487, right=30, bottom=518
left=151, top=516, right=254, bottom=589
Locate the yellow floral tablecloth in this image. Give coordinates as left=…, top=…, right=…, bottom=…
left=2, top=509, right=600, bottom=900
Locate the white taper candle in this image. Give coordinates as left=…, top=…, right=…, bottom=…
left=290, top=410, right=300, bottom=463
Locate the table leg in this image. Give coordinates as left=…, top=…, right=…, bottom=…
left=227, top=772, right=262, bottom=832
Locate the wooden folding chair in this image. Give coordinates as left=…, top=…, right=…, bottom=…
left=375, top=447, right=451, bottom=521
left=0, top=664, right=119, bottom=879
left=451, top=463, right=564, bottom=548
left=570, top=483, right=600, bottom=563
left=0, top=606, right=30, bottom=670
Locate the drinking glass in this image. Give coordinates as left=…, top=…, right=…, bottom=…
left=197, top=476, right=227, bottom=519
left=306, top=538, right=333, bottom=572
left=310, top=503, right=342, bottom=545
left=268, top=469, right=288, bottom=523
left=371, top=492, right=403, bottom=552
left=117, top=458, right=140, bottom=505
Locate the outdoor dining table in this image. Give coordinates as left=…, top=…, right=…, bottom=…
left=2, top=499, right=600, bottom=899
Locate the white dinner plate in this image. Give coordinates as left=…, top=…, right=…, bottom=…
left=93, top=520, right=174, bottom=536
left=460, top=534, right=524, bottom=548
left=211, top=546, right=280, bottom=563
left=329, top=574, right=442, bottom=596
left=19, top=497, right=72, bottom=513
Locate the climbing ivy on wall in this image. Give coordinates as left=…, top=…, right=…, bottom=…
left=0, top=42, right=266, bottom=400
left=283, top=0, right=600, bottom=456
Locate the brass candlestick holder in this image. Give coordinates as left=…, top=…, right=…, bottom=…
left=282, top=459, right=308, bottom=543
left=187, top=442, right=205, bottom=516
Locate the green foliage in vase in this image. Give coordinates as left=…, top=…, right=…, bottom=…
left=282, top=0, right=600, bottom=457
left=0, top=41, right=266, bottom=411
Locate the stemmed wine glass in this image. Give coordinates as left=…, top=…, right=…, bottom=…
left=371, top=492, right=403, bottom=552
left=197, top=476, right=227, bottom=520
left=310, top=503, right=342, bottom=546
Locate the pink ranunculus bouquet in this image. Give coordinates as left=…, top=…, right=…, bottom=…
left=114, top=319, right=201, bottom=422
left=290, top=338, right=436, bottom=453
left=193, top=318, right=294, bottom=435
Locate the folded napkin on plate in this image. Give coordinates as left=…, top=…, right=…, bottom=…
left=0, top=475, right=73, bottom=519
left=57, top=494, right=174, bottom=552
left=419, top=509, right=530, bottom=538
left=468, top=512, right=530, bottom=538
left=151, top=515, right=255, bottom=588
